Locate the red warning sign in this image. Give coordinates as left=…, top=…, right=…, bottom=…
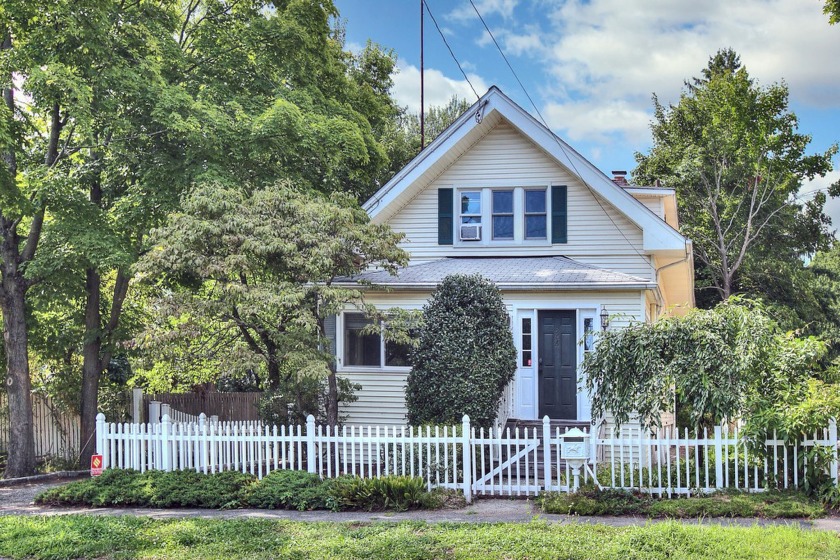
left=90, top=454, right=103, bottom=476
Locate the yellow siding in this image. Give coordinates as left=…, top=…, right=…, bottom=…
left=387, top=121, right=653, bottom=280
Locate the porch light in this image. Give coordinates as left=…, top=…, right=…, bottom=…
left=600, top=306, right=609, bottom=331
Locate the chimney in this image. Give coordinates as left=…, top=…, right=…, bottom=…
left=611, top=170, right=628, bottom=186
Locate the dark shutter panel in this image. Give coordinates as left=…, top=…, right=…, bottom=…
left=324, top=314, right=337, bottom=357
left=438, top=188, right=454, bottom=245
left=551, top=185, right=568, bottom=244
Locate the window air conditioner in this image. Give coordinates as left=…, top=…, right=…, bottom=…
left=460, top=224, right=482, bottom=241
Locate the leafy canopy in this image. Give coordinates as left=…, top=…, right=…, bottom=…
left=405, top=274, right=516, bottom=428
left=634, top=49, right=837, bottom=307
left=136, top=180, right=407, bottom=392
left=583, top=299, right=826, bottom=437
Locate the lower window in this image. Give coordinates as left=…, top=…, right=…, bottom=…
left=343, top=313, right=412, bottom=368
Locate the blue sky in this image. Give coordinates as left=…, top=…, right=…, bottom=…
left=334, top=0, right=840, bottom=226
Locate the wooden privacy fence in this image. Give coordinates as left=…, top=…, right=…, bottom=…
left=140, top=391, right=260, bottom=422
left=96, top=414, right=840, bottom=503
left=0, top=394, right=81, bottom=461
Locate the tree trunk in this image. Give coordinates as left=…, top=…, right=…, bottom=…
left=79, top=267, right=101, bottom=467
left=1, top=272, right=35, bottom=478
left=326, top=363, right=338, bottom=427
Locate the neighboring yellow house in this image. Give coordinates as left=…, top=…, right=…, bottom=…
left=330, top=86, right=694, bottom=430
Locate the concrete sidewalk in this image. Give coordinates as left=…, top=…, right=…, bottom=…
left=3, top=478, right=839, bottom=532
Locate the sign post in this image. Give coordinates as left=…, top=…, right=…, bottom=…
left=90, top=454, right=104, bottom=476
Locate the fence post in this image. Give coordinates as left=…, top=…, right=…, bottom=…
left=96, top=412, right=106, bottom=457
left=161, top=404, right=171, bottom=422
left=714, top=425, right=724, bottom=489
left=149, top=401, right=161, bottom=425
left=543, top=416, right=551, bottom=492
left=161, top=414, right=171, bottom=471
left=830, top=419, right=838, bottom=483
left=199, top=413, right=207, bottom=474
left=462, top=415, right=472, bottom=504
left=132, top=388, right=143, bottom=423
left=306, top=415, right=316, bottom=474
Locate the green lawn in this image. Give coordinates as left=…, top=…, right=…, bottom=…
left=1, top=516, right=839, bottom=560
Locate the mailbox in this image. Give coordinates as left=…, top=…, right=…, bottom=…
left=556, top=427, right=594, bottom=491
left=558, top=427, right=589, bottom=461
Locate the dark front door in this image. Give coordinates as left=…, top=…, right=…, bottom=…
left=538, top=310, right=577, bottom=419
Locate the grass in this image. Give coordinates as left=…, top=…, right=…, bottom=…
left=538, top=487, right=828, bottom=519
left=0, top=515, right=839, bottom=559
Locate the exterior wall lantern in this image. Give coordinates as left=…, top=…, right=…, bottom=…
left=600, top=306, right=609, bottom=331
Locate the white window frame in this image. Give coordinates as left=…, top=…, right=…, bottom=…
left=335, top=311, right=414, bottom=373
left=454, top=185, right=551, bottom=247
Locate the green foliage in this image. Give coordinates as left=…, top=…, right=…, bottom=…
left=826, top=0, right=840, bottom=24
left=406, top=275, right=516, bottom=428
left=245, top=470, right=331, bottom=511
left=583, top=299, right=827, bottom=431
left=634, top=49, right=837, bottom=307
left=37, top=469, right=446, bottom=513
left=327, top=475, right=442, bottom=512
left=136, top=181, right=407, bottom=393
left=537, top=487, right=825, bottom=519
left=258, top=376, right=359, bottom=426
left=36, top=469, right=256, bottom=509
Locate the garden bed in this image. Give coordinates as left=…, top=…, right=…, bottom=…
left=34, top=468, right=464, bottom=512
left=537, top=487, right=827, bottom=519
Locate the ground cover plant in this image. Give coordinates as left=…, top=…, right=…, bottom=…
left=1, top=516, right=839, bottom=560
left=35, top=469, right=458, bottom=512
left=537, top=487, right=827, bottom=519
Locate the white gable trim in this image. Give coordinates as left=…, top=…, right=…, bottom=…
left=364, top=86, right=687, bottom=253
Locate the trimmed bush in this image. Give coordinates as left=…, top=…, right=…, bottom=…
left=36, top=469, right=256, bottom=508
left=406, top=274, right=516, bottom=428
left=245, top=470, right=331, bottom=511
left=35, top=469, right=451, bottom=512
left=537, top=486, right=826, bottom=518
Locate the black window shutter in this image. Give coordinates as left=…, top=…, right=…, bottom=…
left=438, top=188, right=453, bottom=245
left=551, top=185, right=568, bottom=244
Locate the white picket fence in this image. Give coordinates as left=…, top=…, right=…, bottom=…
left=96, top=413, right=840, bottom=503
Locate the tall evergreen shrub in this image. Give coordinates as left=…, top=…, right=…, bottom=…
left=405, top=274, right=516, bottom=428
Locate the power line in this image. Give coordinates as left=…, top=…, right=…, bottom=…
left=469, top=0, right=652, bottom=265
left=423, top=0, right=480, bottom=101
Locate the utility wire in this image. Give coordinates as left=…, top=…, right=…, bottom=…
left=423, top=0, right=480, bottom=101
left=468, top=0, right=660, bottom=267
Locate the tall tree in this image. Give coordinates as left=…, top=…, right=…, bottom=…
left=634, top=50, right=838, bottom=306
left=2, top=0, right=406, bottom=472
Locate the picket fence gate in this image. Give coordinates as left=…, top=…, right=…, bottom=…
left=96, top=413, right=840, bottom=503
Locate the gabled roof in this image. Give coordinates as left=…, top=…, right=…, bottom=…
left=335, top=256, right=656, bottom=291
left=364, top=86, right=688, bottom=254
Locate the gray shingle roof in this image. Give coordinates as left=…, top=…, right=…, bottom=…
left=337, top=257, right=652, bottom=289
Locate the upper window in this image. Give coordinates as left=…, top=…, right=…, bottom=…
left=525, top=190, right=547, bottom=239
left=460, top=192, right=481, bottom=224
left=342, top=313, right=412, bottom=368
left=456, top=187, right=549, bottom=244
left=492, top=190, right=514, bottom=239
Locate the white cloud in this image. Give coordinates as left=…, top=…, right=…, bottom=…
left=544, top=99, right=652, bottom=145
left=391, top=63, right=489, bottom=113
left=515, top=0, right=840, bottom=143
left=448, top=0, right=519, bottom=22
